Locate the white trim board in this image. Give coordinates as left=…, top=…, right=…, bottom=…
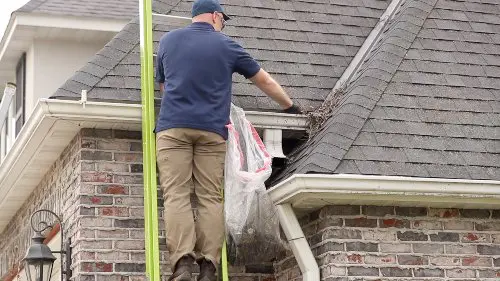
left=0, top=13, right=127, bottom=65
left=269, top=174, right=500, bottom=214
left=15, top=13, right=128, bottom=32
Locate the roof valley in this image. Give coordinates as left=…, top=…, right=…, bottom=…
left=340, top=0, right=442, bottom=153
left=275, top=0, right=440, bottom=182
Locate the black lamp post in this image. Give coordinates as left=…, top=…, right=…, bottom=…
left=23, top=209, right=72, bottom=281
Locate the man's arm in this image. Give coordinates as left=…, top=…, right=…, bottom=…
left=249, top=69, right=295, bottom=110
left=160, top=83, right=165, bottom=93
left=230, top=38, right=301, bottom=113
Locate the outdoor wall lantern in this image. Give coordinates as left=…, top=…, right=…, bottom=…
left=23, top=209, right=72, bottom=281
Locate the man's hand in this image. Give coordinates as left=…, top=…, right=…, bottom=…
left=283, top=103, right=302, bottom=114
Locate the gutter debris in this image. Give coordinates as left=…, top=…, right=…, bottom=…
left=306, top=84, right=347, bottom=138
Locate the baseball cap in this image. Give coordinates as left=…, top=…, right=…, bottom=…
left=192, top=0, right=230, bottom=21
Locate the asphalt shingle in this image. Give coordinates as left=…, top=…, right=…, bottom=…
left=277, top=0, right=500, bottom=182
left=52, top=0, right=391, bottom=112
left=45, top=0, right=499, bottom=182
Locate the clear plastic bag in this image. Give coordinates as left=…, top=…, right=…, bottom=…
left=224, top=104, right=287, bottom=265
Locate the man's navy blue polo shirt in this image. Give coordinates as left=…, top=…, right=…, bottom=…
left=155, top=22, right=261, bottom=139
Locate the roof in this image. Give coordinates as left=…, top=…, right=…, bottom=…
left=278, top=0, right=500, bottom=181
left=16, top=0, right=138, bottom=19
left=52, top=0, right=392, bottom=111
left=50, top=0, right=499, bottom=181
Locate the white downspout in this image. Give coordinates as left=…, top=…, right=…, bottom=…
left=277, top=204, right=319, bottom=281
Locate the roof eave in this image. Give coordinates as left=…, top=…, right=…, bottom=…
left=0, top=14, right=18, bottom=79
left=269, top=174, right=500, bottom=215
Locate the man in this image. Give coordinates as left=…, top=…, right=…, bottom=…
left=155, top=0, right=301, bottom=280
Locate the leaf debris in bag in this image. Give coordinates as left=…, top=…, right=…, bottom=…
left=224, top=104, right=288, bottom=265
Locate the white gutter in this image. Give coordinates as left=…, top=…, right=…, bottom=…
left=246, top=111, right=306, bottom=130
left=43, top=99, right=307, bottom=130
left=0, top=99, right=143, bottom=206
left=270, top=174, right=500, bottom=210
left=39, top=99, right=142, bottom=121
left=15, top=12, right=129, bottom=32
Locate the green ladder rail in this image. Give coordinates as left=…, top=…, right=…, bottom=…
left=139, top=2, right=229, bottom=280
left=139, top=0, right=160, bottom=280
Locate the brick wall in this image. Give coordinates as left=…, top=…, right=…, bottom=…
left=73, top=129, right=147, bottom=281
left=5, top=129, right=500, bottom=281
left=0, top=133, right=81, bottom=279
left=1, top=128, right=274, bottom=281
left=73, top=129, right=274, bottom=281
left=275, top=205, right=500, bottom=281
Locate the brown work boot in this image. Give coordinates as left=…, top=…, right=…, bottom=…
left=198, top=259, right=217, bottom=281
left=169, top=255, right=194, bottom=281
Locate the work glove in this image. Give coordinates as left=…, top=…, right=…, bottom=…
left=283, top=103, right=302, bottom=114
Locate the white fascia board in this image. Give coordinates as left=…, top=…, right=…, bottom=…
left=0, top=16, right=18, bottom=70
left=245, top=111, right=307, bottom=130
left=269, top=174, right=500, bottom=210
left=0, top=10, right=129, bottom=65
left=0, top=102, right=55, bottom=208
left=0, top=100, right=143, bottom=231
left=0, top=99, right=142, bottom=203
left=0, top=13, right=128, bottom=89
left=15, top=12, right=128, bottom=32
left=47, top=101, right=308, bottom=129
left=43, top=99, right=142, bottom=121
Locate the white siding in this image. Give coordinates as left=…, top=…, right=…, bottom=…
left=25, top=39, right=108, bottom=118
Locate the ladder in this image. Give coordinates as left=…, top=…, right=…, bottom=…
left=139, top=1, right=229, bottom=280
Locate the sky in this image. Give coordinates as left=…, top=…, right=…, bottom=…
left=0, top=0, right=30, bottom=40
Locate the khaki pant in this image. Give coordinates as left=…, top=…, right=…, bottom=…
left=156, top=128, right=226, bottom=270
